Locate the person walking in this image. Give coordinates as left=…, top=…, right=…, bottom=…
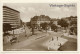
left=57, top=37, right=58, bottom=41
left=52, top=37, right=54, bottom=41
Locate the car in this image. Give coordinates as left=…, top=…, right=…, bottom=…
left=10, top=36, right=18, bottom=45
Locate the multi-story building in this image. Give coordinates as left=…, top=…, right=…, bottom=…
left=50, top=19, right=58, bottom=25
left=30, top=15, right=51, bottom=29
left=3, top=6, right=21, bottom=28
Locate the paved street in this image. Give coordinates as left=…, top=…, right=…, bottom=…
left=3, top=26, right=77, bottom=51
left=3, top=31, right=50, bottom=51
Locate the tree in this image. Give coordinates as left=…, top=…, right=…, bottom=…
left=40, top=22, right=48, bottom=32
left=70, top=20, right=77, bottom=35
left=26, top=22, right=31, bottom=26
left=31, top=24, right=35, bottom=35
left=26, top=22, right=31, bottom=29
left=49, top=21, right=53, bottom=26
left=3, top=23, right=12, bottom=36
left=3, top=23, right=12, bottom=32
left=51, top=24, right=57, bottom=31
left=70, top=27, right=77, bottom=35
left=70, top=20, right=77, bottom=26
left=58, top=19, right=69, bottom=28
left=74, top=27, right=77, bottom=35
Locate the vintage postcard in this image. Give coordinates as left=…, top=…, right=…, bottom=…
left=0, top=0, right=80, bottom=54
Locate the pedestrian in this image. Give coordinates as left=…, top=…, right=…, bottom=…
left=52, top=37, right=54, bottom=41
left=57, top=37, right=58, bottom=41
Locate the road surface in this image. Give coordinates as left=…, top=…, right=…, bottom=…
left=3, top=27, right=77, bottom=51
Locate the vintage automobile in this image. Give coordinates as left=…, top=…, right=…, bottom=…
left=10, top=36, right=18, bottom=45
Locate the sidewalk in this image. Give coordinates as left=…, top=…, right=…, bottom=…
left=43, top=36, right=68, bottom=51
left=42, top=31, right=77, bottom=51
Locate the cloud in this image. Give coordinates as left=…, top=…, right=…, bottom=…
left=3, top=3, right=77, bottom=22
left=28, top=7, right=35, bottom=11
left=49, top=7, right=61, bottom=12
left=17, top=7, right=26, bottom=13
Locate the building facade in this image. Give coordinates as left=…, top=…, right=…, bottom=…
left=3, top=6, right=21, bottom=28
left=30, top=15, right=51, bottom=29
left=50, top=19, right=58, bottom=26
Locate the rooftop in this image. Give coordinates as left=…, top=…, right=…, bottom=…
left=3, top=6, right=20, bottom=13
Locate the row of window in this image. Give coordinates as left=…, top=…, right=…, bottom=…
left=3, top=8, right=19, bottom=14
left=3, top=11, right=19, bottom=16
left=3, top=22, right=20, bottom=25
left=3, top=17, right=19, bottom=20
left=3, top=12, right=19, bottom=17
left=3, top=19, right=19, bottom=21
left=3, top=15, right=19, bottom=19
left=3, top=20, right=20, bottom=23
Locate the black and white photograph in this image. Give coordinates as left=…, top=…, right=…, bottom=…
left=3, top=3, right=77, bottom=51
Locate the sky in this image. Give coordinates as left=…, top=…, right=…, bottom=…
left=3, top=3, right=77, bottom=22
